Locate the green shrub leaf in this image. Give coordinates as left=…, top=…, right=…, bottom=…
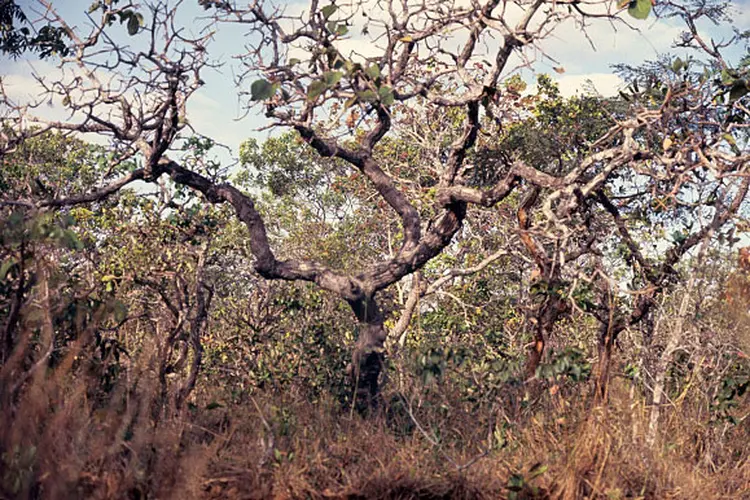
left=251, top=79, right=276, bottom=101
left=628, top=0, right=651, bottom=20
left=308, top=80, right=327, bottom=100
left=321, top=4, right=337, bottom=20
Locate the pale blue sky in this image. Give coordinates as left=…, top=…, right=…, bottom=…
left=4, top=0, right=749, bottom=159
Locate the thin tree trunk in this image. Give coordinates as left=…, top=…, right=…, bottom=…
left=176, top=249, right=212, bottom=411
left=594, top=285, right=622, bottom=403
left=646, top=282, right=694, bottom=446
left=525, top=321, right=546, bottom=381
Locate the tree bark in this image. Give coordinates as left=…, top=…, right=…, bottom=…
left=647, top=279, right=694, bottom=445
left=525, top=326, right=545, bottom=381
left=349, top=296, right=387, bottom=413
left=524, top=291, right=567, bottom=380
left=1, top=244, right=26, bottom=365
left=176, top=251, right=212, bottom=411
left=594, top=320, right=616, bottom=403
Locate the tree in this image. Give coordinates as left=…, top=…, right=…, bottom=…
left=2, top=0, right=749, bottom=410
left=0, top=0, right=69, bottom=59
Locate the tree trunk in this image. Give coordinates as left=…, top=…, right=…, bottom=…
left=524, top=322, right=546, bottom=381
left=646, top=288, right=692, bottom=445
left=176, top=252, right=212, bottom=411
left=1, top=244, right=26, bottom=365
left=595, top=320, right=616, bottom=403
left=349, top=296, right=387, bottom=413
left=646, top=354, right=669, bottom=445
left=524, top=291, right=567, bottom=380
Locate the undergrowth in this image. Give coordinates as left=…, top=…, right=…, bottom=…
left=1, top=341, right=748, bottom=500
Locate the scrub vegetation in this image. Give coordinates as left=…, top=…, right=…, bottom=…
left=1, top=0, right=749, bottom=497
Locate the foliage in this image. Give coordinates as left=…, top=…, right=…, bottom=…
left=1, top=0, right=750, bottom=497
left=0, top=1, right=69, bottom=58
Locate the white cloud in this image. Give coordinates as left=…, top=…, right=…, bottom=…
left=537, top=15, right=686, bottom=75
left=2, top=59, right=59, bottom=103
left=555, top=73, right=625, bottom=97
left=186, top=88, right=259, bottom=152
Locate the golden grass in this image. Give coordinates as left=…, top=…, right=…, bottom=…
left=2, top=337, right=749, bottom=499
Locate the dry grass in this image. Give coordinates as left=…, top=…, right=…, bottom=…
left=1, top=336, right=749, bottom=499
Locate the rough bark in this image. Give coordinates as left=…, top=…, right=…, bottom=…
left=348, top=296, right=388, bottom=412
left=525, top=290, right=568, bottom=380
left=594, top=320, right=616, bottom=402
left=175, top=281, right=211, bottom=411
left=1, top=243, right=26, bottom=364
left=516, top=186, right=567, bottom=380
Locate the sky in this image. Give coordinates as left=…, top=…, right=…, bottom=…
left=3, top=0, right=749, bottom=160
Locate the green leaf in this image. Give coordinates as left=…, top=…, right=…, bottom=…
left=321, top=4, right=337, bottom=20
left=335, top=24, right=349, bottom=36
left=672, top=230, right=687, bottom=244
left=723, top=132, right=738, bottom=149
left=251, top=79, right=276, bottom=101
left=729, top=80, right=749, bottom=102
left=356, top=89, right=378, bottom=102
left=323, top=71, right=343, bottom=87
left=365, top=65, right=381, bottom=80
left=0, top=259, right=17, bottom=281
left=672, top=57, right=685, bottom=73
left=112, top=300, right=128, bottom=323
left=721, top=69, right=737, bottom=85
left=307, top=80, right=327, bottom=100
left=127, top=14, right=139, bottom=35
left=628, top=0, right=651, bottom=20
left=528, top=463, right=548, bottom=480
left=507, top=474, right=525, bottom=490
left=60, top=229, right=84, bottom=250
left=288, top=58, right=300, bottom=66
left=378, top=85, right=395, bottom=106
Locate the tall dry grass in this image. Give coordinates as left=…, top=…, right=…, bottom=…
left=0, top=333, right=214, bottom=499
left=2, top=347, right=749, bottom=499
